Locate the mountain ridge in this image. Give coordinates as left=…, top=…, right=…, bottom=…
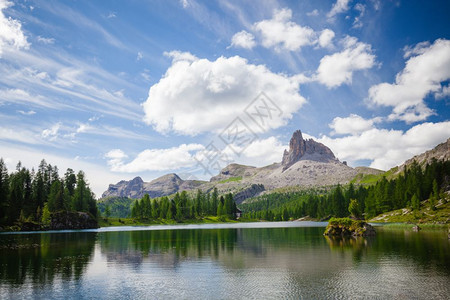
left=101, top=129, right=386, bottom=201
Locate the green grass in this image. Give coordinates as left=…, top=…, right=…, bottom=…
left=379, top=223, right=448, bottom=231
left=218, top=176, right=242, bottom=184
left=370, top=199, right=450, bottom=224
left=98, top=216, right=239, bottom=227
left=351, top=167, right=397, bottom=185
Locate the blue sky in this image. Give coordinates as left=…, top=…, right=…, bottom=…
left=0, top=0, right=449, bottom=196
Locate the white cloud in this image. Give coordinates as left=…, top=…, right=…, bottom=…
left=253, top=8, right=316, bottom=51
left=107, top=12, right=116, bottom=19
left=435, top=85, right=450, bottom=100
left=327, top=0, right=352, bottom=20
left=316, top=36, right=376, bottom=88
left=352, top=3, right=365, bottom=28
left=0, top=126, right=40, bottom=144
left=224, top=136, right=287, bottom=166
left=306, top=9, right=319, bottom=17
left=370, top=0, right=381, bottom=10
left=41, top=123, right=61, bottom=141
left=329, top=114, right=379, bottom=135
left=105, top=144, right=204, bottom=172
left=368, top=39, right=450, bottom=123
left=403, top=41, right=430, bottom=59
left=136, top=51, right=143, bottom=61
left=143, top=52, right=306, bottom=135
left=229, top=30, right=256, bottom=49
left=17, top=110, right=36, bottom=115
left=317, top=121, right=450, bottom=170
left=76, top=123, right=92, bottom=133
left=318, top=29, right=335, bottom=49
left=36, top=36, right=55, bottom=44
left=0, top=0, right=30, bottom=57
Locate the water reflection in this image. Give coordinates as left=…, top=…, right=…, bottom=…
left=1, top=225, right=449, bottom=299
left=0, top=232, right=95, bottom=285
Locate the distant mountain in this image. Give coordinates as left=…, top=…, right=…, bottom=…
left=101, top=129, right=383, bottom=201
left=101, top=173, right=205, bottom=199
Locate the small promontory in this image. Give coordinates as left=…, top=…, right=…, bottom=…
left=323, top=218, right=376, bottom=237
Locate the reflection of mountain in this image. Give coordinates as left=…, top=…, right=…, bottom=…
left=0, top=232, right=96, bottom=285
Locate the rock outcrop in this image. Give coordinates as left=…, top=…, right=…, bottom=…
left=282, top=130, right=336, bottom=171
left=50, top=211, right=99, bottom=230
left=397, top=138, right=450, bottom=174
left=233, top=184, right=265, bottom=204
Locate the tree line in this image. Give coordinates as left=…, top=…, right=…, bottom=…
left=129, top=188, right=238, bottom=221
left=0, top=158, right=98, bottom=227
left=243, top=159, right=450, bottom=221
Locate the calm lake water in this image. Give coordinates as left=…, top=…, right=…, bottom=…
left=1, top=222, right=449, bottom=299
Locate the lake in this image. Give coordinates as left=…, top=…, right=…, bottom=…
left=1, top=222, right=449, bottom=299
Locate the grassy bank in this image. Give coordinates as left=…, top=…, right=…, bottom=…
left=98, top=216, right=240, bottom=227
left=369, top=199, right=449, bottom=225
left=375, top=223, right=449, bottom=231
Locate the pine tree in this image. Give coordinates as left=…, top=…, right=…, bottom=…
left=348, top=199, right=362, bottom=219
left=0, top=159, right=9, bottom=224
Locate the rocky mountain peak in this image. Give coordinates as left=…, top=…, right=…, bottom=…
left=102, top=176, right=144, bottom=199
left=281, top=130, right=337, bottom=171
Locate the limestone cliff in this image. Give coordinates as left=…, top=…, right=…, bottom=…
left=281, top=130, right=336, bottom=171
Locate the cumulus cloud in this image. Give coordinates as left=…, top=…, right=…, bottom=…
left=329, top=114, right=380, bottom=135
left=317, top=121, right=450, bottom=170
left=318, top=29, right=335, bottom=49
left=316, top=36, right=376, bottom=88
left=229, top=30, right=256, bottom=49
left=368, top=39, right=450, bottom=123
left=0, top=0, right=29, bottom=57
left=105, top=137, right=288, bottom=175
left=105, top=144, right=204, bottom=172
left=222, top=136, right=287, bottom=167
left=327, top=0, right=352, bottom=20
left=143, top=52, right=306, bottom=135
left=253, top=8, right=316, bottom=51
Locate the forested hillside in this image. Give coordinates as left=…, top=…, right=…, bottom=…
left=242, top=159, right=450, bottom=222
left=0, top=158, right=98, bottom=229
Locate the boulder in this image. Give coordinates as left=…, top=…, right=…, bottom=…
left=412, top=225, right=421, bottom=232
left=20, top=221, right=41, bottom=231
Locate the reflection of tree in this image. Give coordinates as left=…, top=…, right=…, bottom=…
left=324, top=235, right=373, bottom=262
left=0, top=232, right=96, bottom=285
left=98, top=229, right=240, bottom=268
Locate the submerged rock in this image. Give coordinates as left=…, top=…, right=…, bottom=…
left=323, top=218, right=376, bottom=237
left=412, top=225, right=421, bottom=232
left=50, top=211, right=99, bottom=230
